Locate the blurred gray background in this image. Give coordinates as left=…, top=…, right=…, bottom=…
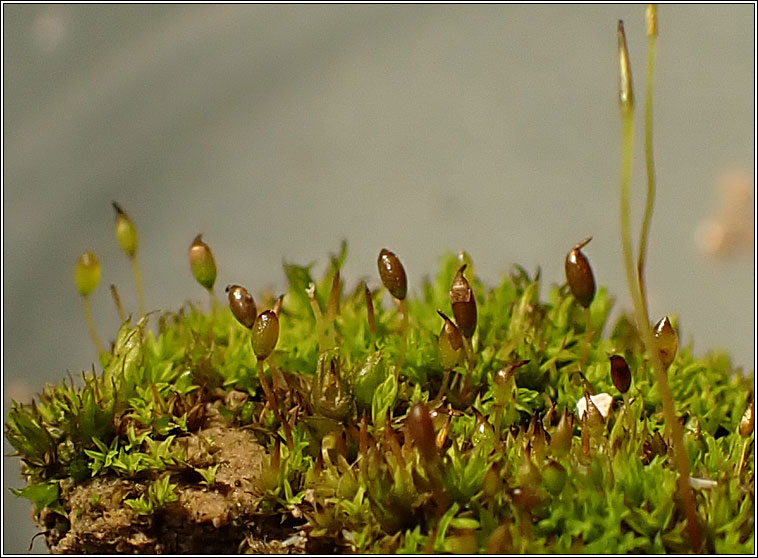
left=2, top=4, right=754, bottom=553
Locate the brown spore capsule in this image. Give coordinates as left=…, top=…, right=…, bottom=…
left=251, top=310, right=279, bottom=361
left=437, top=310, right=463, bottom=370
left=609, top=354, right=631, bottom=394
left=407, top=402, right=437, bottom=464
left=739, top=398, right=754, bottom=438
left=449, top=265, right=477, bottom=338
left=226, top=284, right=257, bottom=329
left=377, top=248, right=407, bottom=300
left=652, top=316, right=678, bottom=370
left=565, top=237, right=596, bottom=308
left=189, top=234, right=217, bottom=291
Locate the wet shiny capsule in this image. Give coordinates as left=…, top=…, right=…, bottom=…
left=609, top=354, right=631, bottom=393
left=226, top=284, right=257, bottom=329
left=377, top=248, right=407, bottom=300
left=565, top=238, right=596, bottom=308
left=652, top=316, right=678, bottom=370
left=251, top=310, right=279, bottom=361
left=449, top=265, right=477, bottom=339
left=189, top=234, right=217, bottom=291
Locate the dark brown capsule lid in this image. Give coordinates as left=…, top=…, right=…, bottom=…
left=377, top=248, right=407, bottom=300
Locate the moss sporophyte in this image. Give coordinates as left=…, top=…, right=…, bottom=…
left=6, top=7, right=754, bottom=555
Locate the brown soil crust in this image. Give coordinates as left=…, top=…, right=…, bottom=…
left=37, top=423, right=306, bottom=554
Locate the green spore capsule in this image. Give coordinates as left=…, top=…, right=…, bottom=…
left=449, top=264, right=477, bottom=338
left=377, top=248, right=407, bottom=300
left=189, top=234, right=217, bottom=291
left=226, top=284, right=257, bottom=329
left=652, top=316, right=678, bottom=370
left=75, top=251, right=101, bottom=297
left=112, top=202, right=138, bottom=258
left=437, top=310, right=463, bottom=370
left=251, top=310, right=279, bottom=361
left=565, top=237, right=596, bottom=308
left=609, top=354, right=631, bottom=393
left=617, top=20, right=634, bottom=111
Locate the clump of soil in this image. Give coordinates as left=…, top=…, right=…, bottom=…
left=38, top=424, right=305, bottom=554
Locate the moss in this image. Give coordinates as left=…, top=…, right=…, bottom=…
left=5, top=8, right=754, bottom=555
left=5, top=246, right=755, bottom=553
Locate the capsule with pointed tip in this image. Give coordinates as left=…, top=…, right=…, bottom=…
left=226, top=284, right=257, bottom=329
left=609, top=354, right=631, bottom=394
left=565, top=238, right=596, bottom=308
left=617, top=20, right=634, bottom=111
left=437, top=310, right=463, bottom=370
left=189, top=234, right=217, bottom=291
left=450, top=265, right=477, bottom=338
left=251, top=310, right=279, bottom=361
left=112, top=202, right=138, bottom=258
left=377, top=248, right=407, bottom=300
left=75, top=252, right=101, bottom=297
left=739, top=398, right=754, bottom=438
left=652, top=316, right=678, bottom=370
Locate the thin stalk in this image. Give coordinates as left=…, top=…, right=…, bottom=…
left=81, top=296, right=106, bottom=355
left=579, top=309, right=593, bottom=368
left=130, top=256, right=146, bottom=317
left=459, top=337, right=475, bottom=401
left=364, top=283, right=377, bottom=349
left=736, top=438, right=750, bottom=479
left=435, top=369, right=452, bottom=402
left=638, top=4, right=658, bottom=318
left=210, top=288, right=220, bottom=309
left=307, top=283, right=331, bottom=352
left=257, top=359, right=293, bottom=451
left=395, top=299, right=408, bottom=371
left=618, top=17, right=701, bottom=552
left=110, top=284, right=126, bottom=322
